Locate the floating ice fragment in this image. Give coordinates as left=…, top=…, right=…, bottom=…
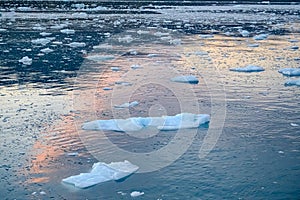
left=230, top=65, right=264, bottom=72
left=31, top=38, right=53, bottom=46
left=86, top=55, right=115, bottom=62
left=40, top=48, right=54, bottom=54
left=239, top=30, right=250, bottom=37
left=39, top=32, right=52, bottom=36
left=169, top=39, right=181, bottom=45
left=67, top=42, right=86, bottom=48
left=289, top=39, right=299, bottom=43
left=118, top=35, right=133, bottom=43
left=111, top=67, right=120, bottom=71
left=290, top=123, right=299, bottom=127
left=114, top=101, right=139, bottom=109
left=131, top=191, right=144, bottom=197
left=278, top=151, right=284, bottom=154
left=115, top=81, right=132, bottom=86
left=117, top=191, right=127, bottom=196
left=247, top=43, right=259, bottom=47
left=284, top=79, right=300, bottom=87
left=0, top=28, right=7, bottom=32
left=278, top=68, right=300, bottom=76
left=62, top=160, right=139, bottom=188
left=82, top=113, right=210, bottom=132
left=67, top=152, right=79, bottom=156
left=287, top=46, right=299, bottom=50
left=200, top=34, right=214, bottom=39
left=17, top=7, right=32, bottom=11
left=253, top=34, right=268, bottom=40
left=18, top=56, right=32, bottom=65
left=60, top=29, right=75, bottom=34
left=171, top=75, right=199, bottom=84
left=103, top=87, right=112, bottom=91
left=71, top=12, right=88, bottom=18
left=147, top=54, right=159, bottom=57
left=40, top=191, right=46, bottom=195
left=131, top=64, right=142, bottom=70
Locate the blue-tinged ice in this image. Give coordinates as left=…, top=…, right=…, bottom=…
left=86, top=55, right=115, bottom=62
left=253, top=34, right=268, bottom=40
left=278, top=68, right=300, bottom=76
left=18, top=56, right=32, bottom=65
left=114, top=101, right=139, bottom=109
left=284, top=79, right=300, bottom=87
left=62, top=160, right=139, bottom=189
left=230, top=65, right=265, bottom=72
left=82, top=113, right=210, bottom=132
left=67, top=42, right=86, bottom=48
left=170, top=75, right=199, bottom=84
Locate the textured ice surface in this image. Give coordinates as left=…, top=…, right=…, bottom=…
left=82, top=113, right=210, bottom=132
left=278, top=68, right=300, bottom=76
left=284, top=79, right=300, bottom=87
left=170, top=75, right=199, bottom=84
left=62, top=160, right=139, bottom=189
left=230, top=65, right=265, bottom=72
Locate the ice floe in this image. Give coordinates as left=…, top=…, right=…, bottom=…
left=130, top=191, right=144, bottom=197
left=60, top=29, right=75, bottom=34
left=253, top=34, right=268, bottom=40
left=114, top=101, right=139, bottom=109
left=67, top=42, right=86, bottom=48
left=278, top=68, right=300, bottom=76
left=39, top=32, right=52, bottom=37
left=170, top=75, right=199, bottom=84
left=40, top=48, right=54, bottom=54
left=86, top=55, right=115, bottom=62
left=18, top=56, right=32, bottom=65
left=230, top=65, right=265, bottom=72
left=284, top=79, right=300, bottom=87
left=131, top=64, right=142, bottom=70
left=62, top=160, right=139, bottom=188
left=82, top=113, right=210, bottom=132
left=31, top=38, right=54, bottom=46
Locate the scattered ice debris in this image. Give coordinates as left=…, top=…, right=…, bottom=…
left=230, top=65, right=265, bottom=72
left=147, top=53, right=159, bottom=57
left=17, top=6, right=32, bottom=11
left=278, top=68, right=300, bottom=76
left=131, top=64, right=142, bottom=70
left=130, top=191, right=144, bottom=197
left=200, top=34, right=214, bottom=39
left=67, top=42, right=86, bottom=48
left=39, top=32, right=52, bottom=37
left=103, top=87, right=112, bottom=91
left=289, top=39, right=299, bottom=43
left=82, top=113, right=210, bottom=132
left=137, top=30, right=150, bottom=35
left=170, top=75, right=199, bottom=84
left=62, top=160, right=139, bottom=189
left=290, top=123, right=299, bottom=127
left=60, top=29, right=75, bottom=34
left=31, top=38, right=53, bottom=46
left=111, top=67, right=120, bottom=71
left=284, top=79, right=300, bottom=87
left=247, top=43, right=259, bottom=47
left=253, top=34, right=268, bottom=40
left=239, top=30, right=250, bottom=37
left=67, top=152, right=79, bottom=156
left=18, top=56, right=32, bottom=65
left=86, top=55, right=115, bottom=62
left=53, top=41, right=63, bottom=45
left=40, top=48, right=54, bottom=54
left=114, top=101, right=139, bottom=109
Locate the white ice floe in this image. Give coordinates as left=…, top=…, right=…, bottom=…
left=253, top=34, right=268, bottom=40
left=169, top=39, right=181, bottom=45
left=247, top=43, right=259, bottom=47
left=284, top=79, right=300, bottom=87
left=82, top=113, right=210, bottom=132
left=62, top=160, right=139, bottom=189
left=200, top=34, right=214, bottom=39
left=39, top=32, right=52, bottom=36
left=31, top=38, right=54, bottom=46
left=40, top=48, right=54, bottom=54
left=131, top=64, right=142, bottom=70
left=130, top=191, right=144, bottom=197
left=114, top=101, right=139, bottom=109
left=18, top=56, right=32, bottom=65
left=230, top=65, right=265, bottom=72
left=118, top=35, right=133, bottom=43
left=71, top=12, right=88, bottom=18
left=67, top=42, right=86, bottom=48
left=86, top=55, right=115, bottom=62
left=290, top=123, right=299, bottom=127
left=60, top=29, right=75, bottom=34
left=0, top=28, right=7, bottom=32
left=111, top=67, right=120, bottom=71
left=239, top=30, right=250, bottom=37
left=170, top=75, right=199, bottom=84
left=278, top=68, right=300, bottom=76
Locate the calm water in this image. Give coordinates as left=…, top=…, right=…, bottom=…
left=0, top=1, right=300, bottom=199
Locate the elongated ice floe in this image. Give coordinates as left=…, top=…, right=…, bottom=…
left=62, top=160, right=138, bottom=189
left=278, top=68, right=300, bottom=76
left=114, top=101, right=139, bottom=109
left=86, top=55, right=115, bottom=62
left=230, top=65, right=264, bottom=72
left=18, top=56, right=32, bottom=65
left=170, top=75, right=199, bottom=84
left=285, top=79, right=300, bottom=87
left=253, top=34, right=268, bottom=40
left=82, top=113, right=210, bottom=132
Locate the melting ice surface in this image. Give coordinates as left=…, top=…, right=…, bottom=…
left=230, top=65, right=265, bottom=72
left=82, top=113, right=210, bottom=132
left=62, top=160, right=139, bottom=189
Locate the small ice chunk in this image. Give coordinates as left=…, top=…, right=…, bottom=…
left=239, top=30, right=250, bottom=37
left=171, top=75, right=199, bottom=84
left=278, top=68, right=300, bottom=76
left=114, top=101, right=139, bottom=109
left=247, top=43, right=259, bottom=47
left=31, top=38, right=52, bottom=45
left=0, top=28, right=7, bottom=32
left=131, top=64, right=142, bottom=70
left=39, top=32, right=52, bottom=36
left=169, top=39, right=181, bottom=45
left=287, top=46, right=299, bottom=50
left=230, top=65, right=264, bottom=72
left=289, top=39, right=299, bottom=43
left=118, top=35, right=133, bottom=43
left=17, top=7, right=32, bottom=11
left=67, top=152, right=79, bottom=156
left=130, top=191, right=144, bottom=197
left=103, top=87, right=112, bottom=91
left=115, top=81, right=132, bottom=86
left=18, top=56, right=32, bottom=65
left=147, top=54, right=159, bottom=57
left=278, top=151, right=284, bottom=154
left=200, top=34, right=214, bottom=39
left=284, top=79, right=300, bottom=87
left=67, top=42, right=86, bottom=48
left=60, top=29, right=75, bottom=34
left=290, top=123, right=299, bottom=127
left=71, top=12, right=88, bottom=18
left=111, top=67, right=120, bottom=71
left=62, top=160, right=139, bottom=188
left=253, top=34, right=268, bottom=40
left=86, top=55, right=115, bottom=62
left=40, top=48, right=54, bottom=54
left=40, top=191, right=46, bottom=195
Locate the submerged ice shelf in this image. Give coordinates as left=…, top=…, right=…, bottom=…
left=82, top=113, right=210, bottom=132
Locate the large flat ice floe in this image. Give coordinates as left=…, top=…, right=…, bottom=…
left=285, top=79, right=300, bottom=87
left=278, top=68, right=300, bottom=76
left=82, top=113, right=210, bottom=132
left=230, top=65, right=265, bottom=72
left=62, top=160, right=139, bottom=189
